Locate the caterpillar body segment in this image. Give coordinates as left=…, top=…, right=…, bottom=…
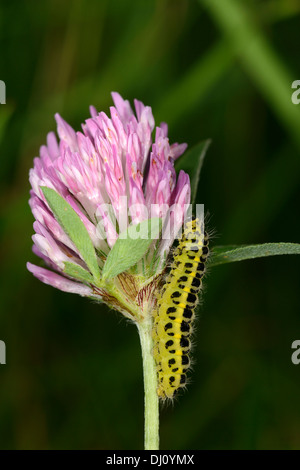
left=152, top=217, right=209, bottom=400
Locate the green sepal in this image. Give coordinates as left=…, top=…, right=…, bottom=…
left=41, top=187, right=100, bottom=282
left=102, top=218, right=162, bottom=280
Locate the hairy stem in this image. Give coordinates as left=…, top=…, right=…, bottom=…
left=137, top=316, right=159, bottom=450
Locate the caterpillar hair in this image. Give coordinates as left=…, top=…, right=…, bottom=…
left=152, top=216, right=209, bottom=400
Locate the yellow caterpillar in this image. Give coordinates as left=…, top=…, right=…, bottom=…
left=152, top=217, right=209, bottom=400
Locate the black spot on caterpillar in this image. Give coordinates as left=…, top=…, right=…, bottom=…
left=152, top=216, right=209, bottom=400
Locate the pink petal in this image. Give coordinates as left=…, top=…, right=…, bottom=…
left=55, top=113, right=78, bottom=152
left=27, top=263, right=93, bottom=296
left=170, top=142, right=188, bottom=160
left=111, top=92, right=134, bottom=126
left=46, top=132, right=59, bottom=160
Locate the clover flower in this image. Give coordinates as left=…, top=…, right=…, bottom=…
left=27, top=93, right=191, bottom=321
left=27, top=93, right=194, bottom=449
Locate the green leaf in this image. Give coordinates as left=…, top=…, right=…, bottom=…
left=63, top=262, right=94, bottom=284
left=102, top=218, right=162, bottom=280
left=41, top=187, right=100, bottom=282
left=210, top=243, right=300, bottom=267
left=175, top=140, right=211, bottom=204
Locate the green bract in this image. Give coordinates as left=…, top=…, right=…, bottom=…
left=41, top=187, right=101, bottom=283
left=102, top=218, right=162, bottom=280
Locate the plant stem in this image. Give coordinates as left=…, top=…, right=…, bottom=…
left=137, top=316, right=159, bottom=450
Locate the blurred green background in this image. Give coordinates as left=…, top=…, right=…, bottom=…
left=1, top=0, right=300, bottom=450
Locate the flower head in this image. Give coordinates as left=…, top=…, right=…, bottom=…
left=27, top=93, right=191, bottom=320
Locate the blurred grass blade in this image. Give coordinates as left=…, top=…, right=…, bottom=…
left=210, top=243, right=300, bottom=267
left=175, top=140, right=211, bottom=204
left=41, top=187, right=101, bottom=282
left=199, top=0, right=300, bottom=150
left=156, top=42, right=234, bottom=127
